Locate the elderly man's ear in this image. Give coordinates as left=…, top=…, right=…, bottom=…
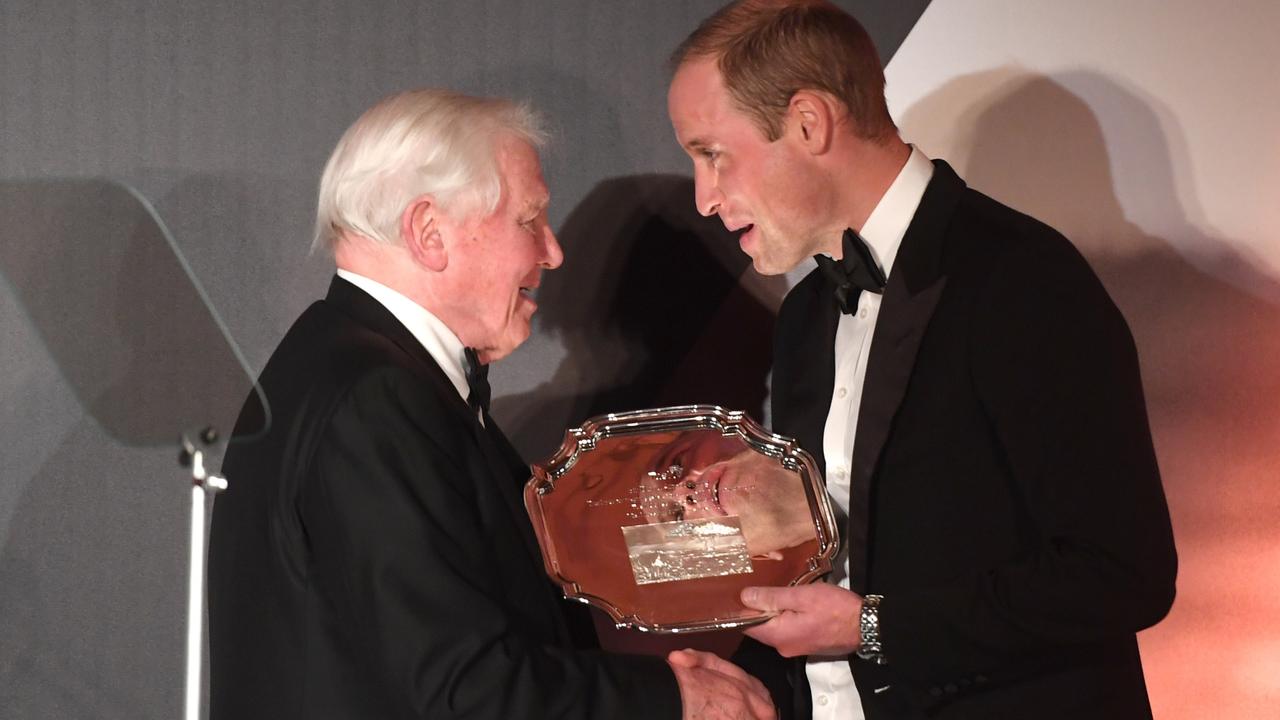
left=401, top=195, right=449, bottom=272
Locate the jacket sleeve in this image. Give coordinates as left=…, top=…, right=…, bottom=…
left=879, top=233, right=1177, bottom=682
left=301, top=367, right=682, bottom=720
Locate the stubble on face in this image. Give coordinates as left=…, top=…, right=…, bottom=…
left=668, top=58, right=835, bottom=277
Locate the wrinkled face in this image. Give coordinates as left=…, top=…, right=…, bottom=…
left=437, top=137, right=562, bottom=363
left=668, top=58, right=830, bottom=275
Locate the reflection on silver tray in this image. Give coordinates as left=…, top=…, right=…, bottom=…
left=524, top=405, right=839, bottom=634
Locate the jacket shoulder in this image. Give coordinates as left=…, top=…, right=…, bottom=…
left=947, top=189, right=1092, bottom=276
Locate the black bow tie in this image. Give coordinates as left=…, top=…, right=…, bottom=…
left=813, top=228, right=887, bottom=315
left=463, top=348, right=491, bottom=416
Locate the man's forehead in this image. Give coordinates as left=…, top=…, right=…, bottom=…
left=669, top=58, right=729, bottom=144
left=671, top=55, right=722, bottom=95
left=496, top=138, right=550, bottom=206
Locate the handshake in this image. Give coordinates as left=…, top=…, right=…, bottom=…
left=667, top=584, right=867, bottom=720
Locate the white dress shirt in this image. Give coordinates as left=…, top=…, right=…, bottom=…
left=335, top=269, right=472, bottom=407
left=805, top=147, right=934, bottom=719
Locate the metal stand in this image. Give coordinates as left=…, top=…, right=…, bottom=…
left=179, top=429, right=227, bottom=720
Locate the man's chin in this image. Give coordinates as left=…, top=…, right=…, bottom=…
left=740, top=237, right=790, bottom=275
left=479, top=326, right=531, bottom=364
left=748, top=254, right=792, bottom=277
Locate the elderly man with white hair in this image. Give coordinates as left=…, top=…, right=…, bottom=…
left=207, top=89, right=776, bottom=720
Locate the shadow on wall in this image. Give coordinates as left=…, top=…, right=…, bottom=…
left=901, top=71, right=1280, bottom=719
left=0, top=180, right=267, bottom=448
left=0, top=180, right=269, bottom=717
left=462, top=60, right=639, bottom=214
left=496, top=174, right=787, bottom=460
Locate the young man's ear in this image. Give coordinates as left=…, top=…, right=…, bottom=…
left=401, top=195, right=448, bottom=272
left=788, top=90, right=837, bottom=155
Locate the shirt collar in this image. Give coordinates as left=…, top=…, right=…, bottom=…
left=335, top=268, right=470, bottom=403
left=855, top=145, right=934, bottom=280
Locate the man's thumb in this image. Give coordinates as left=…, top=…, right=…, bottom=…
left=740, top=586, right=783, bottom=611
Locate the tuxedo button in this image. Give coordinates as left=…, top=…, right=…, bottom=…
left=837, top=387, right=848, bottom=398
left=816, top=694, right=829, bottom=706
left=859, top=307, right=868, bottom=318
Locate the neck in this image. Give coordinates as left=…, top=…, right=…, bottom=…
left=817, top=135, right=911, bottom=257
left=334, top=235, right=428, bottom=307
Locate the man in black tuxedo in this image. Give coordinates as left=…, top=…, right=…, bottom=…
left=667, top=2, right=1177, bottom=718
left=208, top=89, right=775, bottom=720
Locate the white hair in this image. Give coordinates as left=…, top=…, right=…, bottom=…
left=312, top=88, right=547, bottom=253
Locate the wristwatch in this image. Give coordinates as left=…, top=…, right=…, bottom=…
left=856, top=594, right=887, bottom=665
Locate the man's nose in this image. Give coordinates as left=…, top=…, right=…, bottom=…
left=540, top=224, right=564, bottom=269
left=694, top=170, right=723, bottom=218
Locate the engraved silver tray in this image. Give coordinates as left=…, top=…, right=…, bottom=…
left=525, top=405, right=839, bottom=633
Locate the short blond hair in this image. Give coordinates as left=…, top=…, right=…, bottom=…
left=672, top=0, right=895, bottom=142
left=313, top=89, right=545, bottom=253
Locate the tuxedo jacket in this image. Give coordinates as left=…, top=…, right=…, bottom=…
left=208, top=276, right=680, bottom=720
left=772, top=161, right=1177, bottom=719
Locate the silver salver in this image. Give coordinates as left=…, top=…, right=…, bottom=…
left=525, top=405, right=839, bottom=634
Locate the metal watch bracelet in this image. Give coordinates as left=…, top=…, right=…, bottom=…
left=856, top=593, right=887, bottom=665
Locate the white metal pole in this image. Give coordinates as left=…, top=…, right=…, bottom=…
left=185, top=484, right=207, bottom=720
left=181, top=439, right=226, bottom=720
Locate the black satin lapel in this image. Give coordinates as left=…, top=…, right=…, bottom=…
left=473, top=413, right=544, bottom=569
left=846, top=160, right=963, bottom=592
left=847, top=276, right=946, bottom=591
left=798, top=306, right=838, bottom=475
left=472, top=414, right=570, bottom=644
left=774, top=274, right=840, bottom=475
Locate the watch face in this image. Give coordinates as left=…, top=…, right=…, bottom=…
left=525, top=405, right=840, bottom=633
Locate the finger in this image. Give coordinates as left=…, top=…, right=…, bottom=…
left=665, top=648, right=699, bottom=668
left=747, top=687, right=778, bottom=720
left=741, top=615, right=803, bottom=657
left=670, top=650, right=773, bottom=705
left=690, top=652, right=770, bottom=700
left=740, top=585, right=792, bottom=612
left=737, top=666, right=762, bottom=707
left=741, top=619, right=780, bottom=646
left=676, top=650, right=752, bottom=683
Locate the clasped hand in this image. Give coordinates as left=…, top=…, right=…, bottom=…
left=667, top=649, right=776, bottom=720
left=663, top=583, right=865, bottom=718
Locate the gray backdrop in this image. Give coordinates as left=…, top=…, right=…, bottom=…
left=11, top=2, right=1279, bottom=719
left=0, top=2, right=930, bottom=718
